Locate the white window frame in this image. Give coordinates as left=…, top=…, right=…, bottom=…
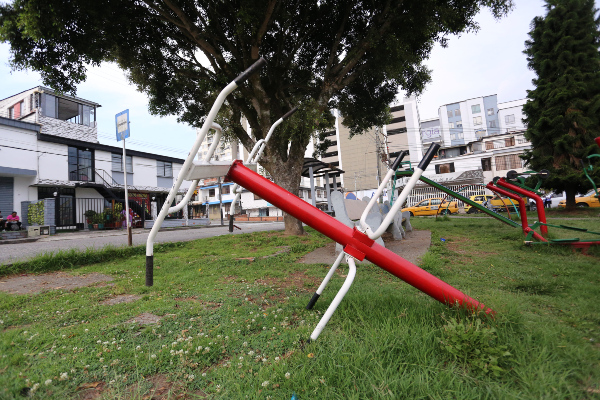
left=473, top=116, right=482, bottom=126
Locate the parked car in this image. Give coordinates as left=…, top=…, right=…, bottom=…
left=465, top=194, right=529, bottom=213
left=547, top=192, right=566, bottom=208
left=402, top=197, right=458, bottom=216
left=464, top=195, right=494, bottom=214
left=557, top=190, right=600, bottom=208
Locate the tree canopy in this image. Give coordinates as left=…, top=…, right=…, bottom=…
left=1, top=0, right=512, bottom=233
left=522, top=0, right=600, bottom=208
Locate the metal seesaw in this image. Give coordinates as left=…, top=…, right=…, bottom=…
left=146, top=57, right=494, bottom=342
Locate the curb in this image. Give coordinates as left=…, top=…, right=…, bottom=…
left=0, top=237, right=40, bottom=245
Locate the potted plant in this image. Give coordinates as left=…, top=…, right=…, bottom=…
left=97, top=212, right=105, bottom=230
left=84, top=210, right=97, bottom=230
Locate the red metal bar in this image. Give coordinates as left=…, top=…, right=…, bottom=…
left=486, top=182, right=546, bottom=242
left=226, top=161, right=493, bottom=314
left=496, top=178, right=548, bottom=237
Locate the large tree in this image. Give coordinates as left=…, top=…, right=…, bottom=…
left=1, top=0, right=512, bottom=233
left=522, top=0, right=600, bottom=208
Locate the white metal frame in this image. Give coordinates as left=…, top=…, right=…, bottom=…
left=307, top=144, right=440, bottom=341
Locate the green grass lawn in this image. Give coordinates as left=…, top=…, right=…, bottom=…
left=0, top=216, right=599, bottom=399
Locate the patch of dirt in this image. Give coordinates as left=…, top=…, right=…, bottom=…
left=0, top=272, right=113, bottom=295
left=100, top=294, right=141, bottom=306
left=76, top=374, right=207, bottom=400
left=74, top=381, right=106, bottom=400
left=297, top=229, right=432, bottom=266
left=255, top=271, right=322, bottom=292
left=126, top=313, right=162, bottom=325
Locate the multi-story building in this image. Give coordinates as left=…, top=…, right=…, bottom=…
left=312, top=93, right=532, bottom=207
left=0, top=86, right=193, bottom=229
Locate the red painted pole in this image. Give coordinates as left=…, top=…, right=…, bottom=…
left=226, top=161, right=493, bottom=314
left=486, top=182, right=546, bottom=242
left=496, top=178, right=548, bottom=237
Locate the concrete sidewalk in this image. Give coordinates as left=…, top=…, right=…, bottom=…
left=0, top=222, right=284, bottom=265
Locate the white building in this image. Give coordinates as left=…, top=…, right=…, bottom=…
left=0, top=87, right=192, bottom=229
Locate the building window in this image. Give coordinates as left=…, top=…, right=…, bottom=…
left=456, top=120, right=463, bottom=128
left=505, top=137, right=515, bottom=147
left=447, top=110, right=453, bottom=118
left=473, top=116, right=482, bottom=125
left=487, top=108, right=494, bottom=116
left=111, top=154, right=133, bottom=173
left=435, top=163, right=455, bottom=174
left=9, top=101, right=24, bottom=119
left=495, top=154, right=523, bottom=171
left=481, top=158, right=492, bottom=171
left=389, top=116, right=406, bottom=124
left=387, top=127, right=407, bottom=135
left=68, top=146, right=94, bottom=181
left=454, top=109, right=461, bottom=117
left=505, top=114, right=515, bottom=124
left=489, top=120, right=497, bottom=128
left=41, top=93, right=95, bottom=126
left=323, top=151, right=338, bottom=158
left=157, top=161, right=173, bottom=177
left=471, top=104, right=481, bottom=114
left=450, top=131, right=464, bottom=140
left=222, top=185, right=230, bottom=195
left=209, top=188, right=215, bottom=197
left=448, top=122, right=454, bottom=129
left=486, top=141, right=495, bottom=150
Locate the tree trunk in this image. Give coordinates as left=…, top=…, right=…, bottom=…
left=266, top=149, right=306, bottom=236
left=565, top=188, right=578, bottom=209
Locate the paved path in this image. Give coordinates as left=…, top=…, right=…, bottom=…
left=0, top=222, right=284, bottom=265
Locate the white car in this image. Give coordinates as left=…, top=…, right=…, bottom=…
left=547, top=192, right=566, bottom=208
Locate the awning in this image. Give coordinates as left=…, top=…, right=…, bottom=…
left=206, top=199, right=233, bottom=205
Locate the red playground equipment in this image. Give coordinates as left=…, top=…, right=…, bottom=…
left=145, top=58, right=493, bottom=341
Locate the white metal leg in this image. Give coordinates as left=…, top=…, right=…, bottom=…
left=310, top=255, right=357, bottom=341
left=305, top=251, right=344, bottom=310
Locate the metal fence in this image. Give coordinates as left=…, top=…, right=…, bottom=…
left=60, top=198, right=149, bottom=230
left=402, top=184, right=487, bottom=207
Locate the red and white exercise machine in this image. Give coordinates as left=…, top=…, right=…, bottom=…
left=146, top=58, right=493, bottom=341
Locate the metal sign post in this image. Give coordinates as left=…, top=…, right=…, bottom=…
left=116, top=109, right=132, bottom=246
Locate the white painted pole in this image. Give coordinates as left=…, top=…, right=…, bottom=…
left=122, top=135, right=132, bottom=246
left=310, top=255, right=357, bottom=341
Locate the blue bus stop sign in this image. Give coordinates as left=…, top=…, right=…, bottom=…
left=115, top=109, right=130, bottom=141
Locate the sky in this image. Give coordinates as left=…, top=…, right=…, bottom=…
left=0, top=0, right=586, bottom=160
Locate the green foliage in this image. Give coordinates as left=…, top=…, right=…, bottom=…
left=438, top=315, right=514, bottom=376
left=0, top=0, right=513, bottom=232
left=83, top=209, right=96, bottom=223
left=522, top=0, right=600, bottom=206
left=27, top=201, right=44, bottom=225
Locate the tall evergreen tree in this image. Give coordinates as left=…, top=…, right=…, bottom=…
left=522, top=0, right=600, bottom=208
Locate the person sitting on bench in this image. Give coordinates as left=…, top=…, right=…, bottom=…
left=6, top=211, right=22, bottom=231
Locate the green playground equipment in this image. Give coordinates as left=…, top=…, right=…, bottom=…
left=393, top=169, right=521, bottom=228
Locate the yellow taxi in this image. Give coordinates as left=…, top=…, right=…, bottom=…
left=402, top=197, right=458, bottom=216
left=465, top=194, right=528, bottom=213
left=464, top=195, right=494, bottom=214
left=557, top=190, right=600, bottom=208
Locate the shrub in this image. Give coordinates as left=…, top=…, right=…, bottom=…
left=27, top=201, right=45, bottom=225
left=438, top=315, right=514, bottom=377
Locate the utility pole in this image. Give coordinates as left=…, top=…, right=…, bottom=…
left=218, top=177, right=224, bottom=226
left=375, top=126, right=384, bottom=203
